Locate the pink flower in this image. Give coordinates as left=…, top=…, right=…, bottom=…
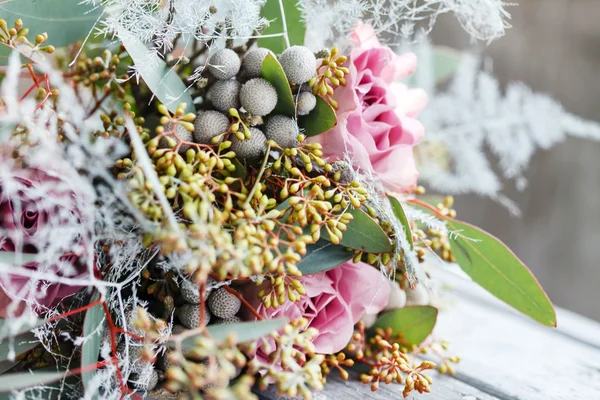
left=313, top=23, right=428, bottom=192
left=244, top=262, right=390, bottom=355
left=0, top=166, right=89, bottom=317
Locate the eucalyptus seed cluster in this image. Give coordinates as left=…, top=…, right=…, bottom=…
left=343, top=321, right=436, bottom=398
left=0, top=18, right=55, bottom=56
left=249, top=318, right=325, bottom=399
left=308, top=47, right=350, bottom=110
left=68, top=49, right=129, bottom=99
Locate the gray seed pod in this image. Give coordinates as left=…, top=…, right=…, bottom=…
left=179, top=277, right=217, bottom=304
left=176, top=303, right=211, bottom=329
left=239, top=78, right=277, bottom=116
left=279, top=45, right=317, bottom=84
left=265, top=115, right=300, bottom=148
left=214, top=316, right=242, bottom=325
left=296, top=91, right=317, bottom=116
left=230, top=127, right=267, bottom=162
left=242, top=48, right=272, bottom=78
left=131, top=369, right=159, bottom=391
left=193, top=111, right=230, bottom=145
left=208, top=287, right=241, bottom=319
left=171, top=324, right=186, bottom=335
left=208, top=48, right=241, bottom=80
left=159, top=123, right=193, bottom=154
left=207, top=79, right=241, bottom=113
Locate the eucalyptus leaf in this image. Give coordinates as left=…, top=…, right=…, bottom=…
left=122, top=36, right=194, bottom=114
left=372, top=306, right=438, bottom=346
left=179, top=319, right=286, bottom=349
left=448, top=219, right=557, bottom=327
left=431, top=46, right=463, bottom=83
left=297, top=240, right=353, bottom=274
left=81, top=293, right=105, bottom=392
left=298, top=96, right=337, bottom=137
left=0, top=251, right=41, bottom=265
left=0, top=317, right=47, bottom=338
left=258, top=0, right=306, bottom=54
left=0, top=371, right=64, bottom=392
left=0, top=0, right=101, bottom=48
left=324, top=208, right=392, bottom=253
left=0, top=332, right=38, bottom=362
left=260, top=54, right=295, bottom=117
left=388, top=196, right=413, bottom=250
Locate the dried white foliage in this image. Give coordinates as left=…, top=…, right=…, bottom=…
left=301, top=0, right=513, bottom=49
left=409, top=40, right=600, bottom=211
left=89, top=0, right=267, bottom=54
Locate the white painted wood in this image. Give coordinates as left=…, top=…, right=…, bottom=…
left=432, top=275, right=600, bottom=399
left=257, top=371, right=500, bottom=400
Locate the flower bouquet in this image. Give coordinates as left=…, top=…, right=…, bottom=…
left=0, top=0, right=573, bottom=399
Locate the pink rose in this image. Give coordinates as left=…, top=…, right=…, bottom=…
left=0, top=165, right=89, bottom=317
left=313, top=23, right=428, bottom=192
left=244, top=262, right=390, bottom=356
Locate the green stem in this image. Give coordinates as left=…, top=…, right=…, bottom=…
left=243, top=142, right=272, bottom=209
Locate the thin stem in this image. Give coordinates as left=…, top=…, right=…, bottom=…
left=277, top=0, right=291, bottom=48
left=243, top=143, right=272, bottom=209
left=223, top=285, right=263, bottom=320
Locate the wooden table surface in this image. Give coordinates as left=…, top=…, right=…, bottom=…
left=258, top=273, right=600, bottom=400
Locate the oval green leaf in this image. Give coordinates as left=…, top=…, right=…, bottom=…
left=179, top=318, right=286, bottom=349
left=0, top=370, right=64, bottom=392
left=261, top=53, right=295, bottom=117
left=81, top=293, right=105, bottom=392
left=447, top=218, right=557, bottom=327
left=122, top=36, right=194, bottom=114
left=0, top=332, right=38, bottom=362
left=372, top=306, right=438, bottom=347
left=298, top=96, right=336, bottom=137
left=388, top=196, right=414, bottom=250
left=325, top=208, right=392, bottom=253
left=258, top=0, right=306, bottom=54
left=0, top=0, right=101, bottom=48
left=297, top=240, right=353, bottom=274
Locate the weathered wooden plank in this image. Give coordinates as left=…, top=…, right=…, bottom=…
left=257, top=371, right=500, bottom=400
left=433, top=276, right=600, bottom=399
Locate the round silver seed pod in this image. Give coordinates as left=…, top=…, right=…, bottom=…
left=193, top=111, right=230, bottom=145
left=242, top=48, right=272, bottom=79
left=239, top=78, right=277, bottom=116
left=207, top=79, right=241, bottom=113
left=265, top=115, right=300, bottom=148
left=207, top=48, right=241, bottom=79
left=229, top=127, right=267, bottom=162
left=279, top=45, right=317, bottom=84
left=296, top=91, right=317, bottom=116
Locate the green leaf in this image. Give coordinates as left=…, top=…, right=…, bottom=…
left=81, top=293, right=105, bottom=392
left=258, top=0, right=306, bottom=54
left=0, top=371, right=64, bottom=392
left=388, top=196, right=413, bottom=250
left=447, top=219, right=557, bottom=327
left=432, top=46, right=462, bottom=83
left=122, top=36, right=194, bottom=114
left=0, top=251, right=40, bottom=265
left=260, top=53, right=295, bottom=117
left=372, top=306, right=438, bottom=347
left=0, top=332, right=38, bottom=362
left=179, top=319, right=286, bottom=349
left=325, top=208, right=392, bottom=253
left=0, top=0, right=101, bottom=48
left=297, top=240, right=353, bottom=274
left=0, top=317, right=47, bottom=337
left=298, top=96, right=336, bottom=137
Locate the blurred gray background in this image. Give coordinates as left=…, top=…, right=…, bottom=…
left=430, top=1, right=600, bottom=322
